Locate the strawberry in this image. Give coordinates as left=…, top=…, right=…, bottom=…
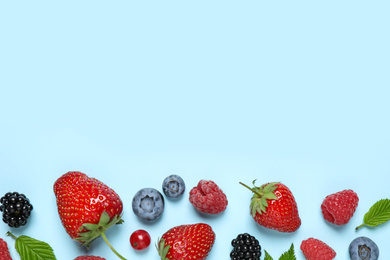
left=53, top=171, right=126, bottom=260
left=321, top=189, right=359, bottom=225
left=300, top=238, right=336, bottom=260
left=0, top=238, right=12, bottom=260
left=157, top=223, right=215, bottom=260
left=240, top=180, right=301, bottom=233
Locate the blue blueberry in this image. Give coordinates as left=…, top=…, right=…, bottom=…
left=162, top=175, right=185, bottom=198
left=349, top=236, right=379, bottom=260
left=132, top=188, right=164, bottom=221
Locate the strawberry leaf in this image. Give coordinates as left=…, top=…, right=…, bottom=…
left=241, top=181, right=279, bottom=216
left=356, top=199, right=390, bottom=230
left=12, top=234, right=56, bottom=260
left=279, top=243, right=296, bottom=260
left=156, top=238, right=170, bottom=260
left=263, top=182, right=279, bottom=193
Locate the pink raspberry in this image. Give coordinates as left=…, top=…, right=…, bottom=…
left=0, top=238, right=12, bottom=260
left=189, top=180, right=228, bottom=214
left=321, top=189, right=359, bottom=225
left=73, top=256, right=106, bottom=260
left=301, top=238, right=336, bottom=260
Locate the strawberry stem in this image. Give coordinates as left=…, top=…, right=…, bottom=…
left=101, top=232, right=127, bottom=260
left=239, top=182, right=263, bottom=197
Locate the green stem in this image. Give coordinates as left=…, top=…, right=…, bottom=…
left=101, top=232, right=127, bottom=260
left=6, top=231, right=18, bottom=240
left=355, top=223, right=365, bottom=231
left=239, top=182, right=263, bottom=197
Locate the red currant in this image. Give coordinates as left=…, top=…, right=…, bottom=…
left=130, top=229, right=151, bottom=250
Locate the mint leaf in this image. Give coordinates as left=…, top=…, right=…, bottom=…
left=264, top=250, right=273, bottom=260
left=279, top=243, right=296, bottom=260
left=15, top=235, right=57, bottom=260
left=356, top=199, right=390, bottom=230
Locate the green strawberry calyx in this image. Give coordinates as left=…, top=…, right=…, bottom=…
left=156, top=238, right=171, bottom=260
left=240, top=180, right=279, bottom=217
left=76, top=211, right=127, bottom=260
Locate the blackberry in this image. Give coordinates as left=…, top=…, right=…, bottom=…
left=230, top=233, right=261, bottom=260
left=0, top=192, right=33, bottom=228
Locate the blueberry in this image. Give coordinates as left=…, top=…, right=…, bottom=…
left=162, top=175, right=185, bottom=198
left=132, top=188, right=164, bottom=221
left=349, top=236, right=379, bottom=260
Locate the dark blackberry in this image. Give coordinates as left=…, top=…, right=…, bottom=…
left=230, top=233, right=261, bottom=260
left=0, top=192, right=33, bottom=228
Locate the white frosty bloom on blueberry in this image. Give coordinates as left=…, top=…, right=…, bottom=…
left=132, top=188, right=164, bottom=221
left=162, top=175, right=185, bottom=198
left=349, top=236, right=379, bottom=260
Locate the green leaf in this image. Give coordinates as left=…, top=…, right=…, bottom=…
left=264, top=244, right=296, bottom=260
left=15, top=235, right=56, bottom=260
left=264, top=250, right=273, bottom=260
left=156, top=238, right=170, bottom=260
left=356, top=199, right=390, bottom=230
left=279, top=243, right=296, bottom=260
left=263, top=182, right=279, bottom=193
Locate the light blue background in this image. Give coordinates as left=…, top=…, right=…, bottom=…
left=1, top=1, right=389, bottom=259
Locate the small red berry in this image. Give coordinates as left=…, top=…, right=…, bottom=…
left=130, top=229, right=151, bottom=250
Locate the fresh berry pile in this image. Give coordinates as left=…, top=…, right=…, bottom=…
left=230, top=233, right=261, bottom=260
left=0, top=192, right=33, bottom=228
left=0, top=172, right=388, bottom=260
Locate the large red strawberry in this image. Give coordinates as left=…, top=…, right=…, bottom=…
left=157, top=223, right=215, bottom=260
left=53, top=171, right=126, bottom=260
left=240, top=180, right=301, bottom=232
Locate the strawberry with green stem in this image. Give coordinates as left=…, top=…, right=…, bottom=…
left=53, top=171, right=127, bottom=260
left=157, top=223, right=215, bottom=260
left=240, top=180, right=301, bottom=233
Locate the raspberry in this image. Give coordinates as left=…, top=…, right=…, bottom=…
left=301, top=238, right=336, bottom=260
left=321, top=189, right=359, bottom=225
left=0, top=238, right=12, bottom=260
left=189, top=180, right=228, bottom=214
left=73, top=256, right=106, bottom=260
